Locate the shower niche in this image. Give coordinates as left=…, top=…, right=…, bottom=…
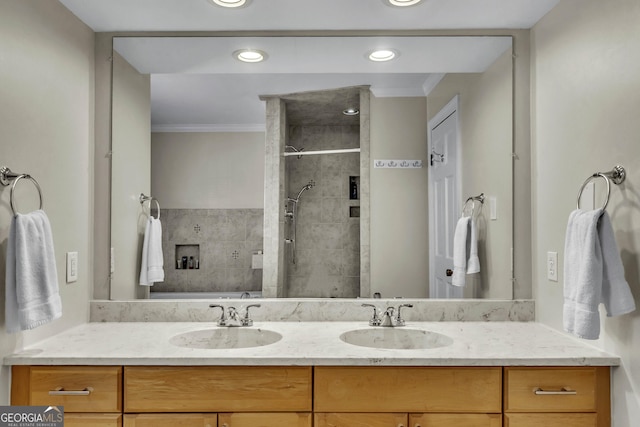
left=262, top=86, right=370, bottom=298
left=175, top=244, right=200, bottom=270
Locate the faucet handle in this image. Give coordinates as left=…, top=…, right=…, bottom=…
left=362, top=303, right=381, bottom=326
left=395, top=304, right=414, bottom=326
left=209, top=304, right=227, bottom=325
left=242, top=304, right=261, bottom=326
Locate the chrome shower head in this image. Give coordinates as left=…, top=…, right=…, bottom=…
left=294, top=181, right=315, bottom=201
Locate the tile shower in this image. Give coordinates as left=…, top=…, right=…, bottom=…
left=285, top=125, right=361, bottom=298
left=151, top=208, right=263, bottom=294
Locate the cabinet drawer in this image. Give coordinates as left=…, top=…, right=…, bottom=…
left=219, top=412, right=311, bottom=427
left=14, top=366, right=122, bottom=412
left=504, top=367, right=609, bottom=412
left=124, top=366, right=312, bottom=412
left=123, top=414, right=216, bottom=427
left=504, top=413, right=597, bottom=427
left=315, top=413, right=407, bottom=427
left=410, top=413, right=502, bottom=427
left=314, top=367, right=502, bottom=413
left=65, top=414, right=123, bottom=427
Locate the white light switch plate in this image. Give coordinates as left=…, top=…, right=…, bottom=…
left=547, top=251, right=558, bottom=282
left=66, top=251, right=78, bottom=283
left=489, top=196, right=497, bottom=220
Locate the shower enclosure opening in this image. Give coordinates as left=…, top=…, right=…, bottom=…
left=262, top=85, right=370, bottom=299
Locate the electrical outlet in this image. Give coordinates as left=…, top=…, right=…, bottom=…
left=547, top=251, right=558, bottom=282
left=66, top=251, right=78, bottom=283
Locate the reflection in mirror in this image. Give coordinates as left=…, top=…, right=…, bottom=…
left=109, top=35, right=513, bottom=301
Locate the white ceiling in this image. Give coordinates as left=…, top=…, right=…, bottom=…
left=59, top=0, right=560, bottom=130
left=59, top=0, right=559, bottom=32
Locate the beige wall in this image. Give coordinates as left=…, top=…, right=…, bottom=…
left=0, top=1, right=95, bottom=403
left=151, top=132, right=265, bottom=209
left=370, top=97, right=429, bottom=298
left=109, top=52, right=151, bottom=300
left=531, top=0, right=640, bottom=424
left=427, top=49, right=513, bottom=299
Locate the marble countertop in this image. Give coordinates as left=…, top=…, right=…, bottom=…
left=4, top=321, right=619, bottom=366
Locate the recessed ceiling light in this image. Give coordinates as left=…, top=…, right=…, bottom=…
left=343, top=108, right=360, bottom=116
left=386, top=0, right=423, bottom=6
left=208, top=0, right=250, bottom=8
left=233, top=49, right=267, bottom=63
left=368, top=49, right=398, bottom=62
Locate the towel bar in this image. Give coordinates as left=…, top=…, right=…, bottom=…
left=576, top=165, right=626, bottom=210
left=461, top=193, right=485, bottom=217
left=140, top=193, right=160, bottom=219
left=0, top=166, right=44, bottom=215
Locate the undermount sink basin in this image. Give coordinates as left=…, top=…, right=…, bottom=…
left=340, top=328, right=453, bottom=350
left=170, top=328, right=282, bottom=349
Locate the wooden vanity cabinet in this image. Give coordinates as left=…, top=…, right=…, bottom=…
left=503, top=367, right=610, bottom=427
left=314, top=367, right=503, bottom=427
left=11, top=366, right=123, bottom=427
left=10, top=365, right=611, bottom=427
left=123, top=414, right=217, bottom=427
left=124, top=366, right=312, bottom=427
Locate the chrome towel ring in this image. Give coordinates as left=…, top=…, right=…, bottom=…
left=576, top=165, right=626, bottom=211
left=1, top=166, right=44, bottom=215
left=139, top=193, right=160, bottom=219
left=461, top=193, right=485, bottom=217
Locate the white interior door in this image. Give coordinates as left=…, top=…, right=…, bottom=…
left=428, top=96, right=461, bottom=299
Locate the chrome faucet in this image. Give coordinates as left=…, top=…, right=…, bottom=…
left=210, top=304, right=261, bottom=327
left=362, top=303, right=413, bottom=327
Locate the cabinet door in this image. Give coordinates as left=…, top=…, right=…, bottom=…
left=123, top=414, right=216, bottom=427
left=218, top=412, right=311, bottom=427
left=504, top=367, right=604, bottom=412
left=65, top=414, right=122, bottom=427
left=504, top=413, right=597, bottom=427
left=410, top=413, right=501, bottom=427
left=315, top=413, right=408, bottom=427
left=315, top=367, right=501, bottom=413
left=125, top=366, right=311, bottom=412
left=13, top=366, right=122, bottom=412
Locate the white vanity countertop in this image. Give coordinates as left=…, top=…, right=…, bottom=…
left=3, top=321, right=619, bottom=367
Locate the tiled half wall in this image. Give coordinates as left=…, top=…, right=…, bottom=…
left=151, top=208, right=263, bottom=294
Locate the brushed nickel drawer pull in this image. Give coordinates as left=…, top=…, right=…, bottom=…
left=533, top=387, right=577, bottom=395
left=49, top=386, right=94, bottom=396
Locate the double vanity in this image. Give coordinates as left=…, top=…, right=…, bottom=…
left=6, top=300, right=617, bottom=427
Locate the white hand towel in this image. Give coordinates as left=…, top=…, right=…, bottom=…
left=452, top=216, right=471, bottom=287
left=563, top=209, right=635, bottom=340
left=5, top=210, right=62, bottom=333
left=139, top=217, right=164, bottom=285
left=466, top=217, right=480, bottom=274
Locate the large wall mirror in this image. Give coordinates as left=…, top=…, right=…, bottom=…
left=109, top=34, right=514, bottom=301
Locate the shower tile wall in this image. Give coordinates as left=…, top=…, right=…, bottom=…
left=151, top=208, right=263, bottom=294
left=286, top=125, right=360, bottom=297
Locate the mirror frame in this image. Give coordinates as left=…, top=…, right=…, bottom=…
left=95, top=30, right=529, bottom=302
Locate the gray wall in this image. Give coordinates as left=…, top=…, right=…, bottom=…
left=0, top=1, right=95, bottom=404
left=370, top=97, right=430, bottom=298
left=531, top=0, right=640, bottom=424
left=427, top=49, right=513, bottom=299
left=110, top=52, right=150, bottom=300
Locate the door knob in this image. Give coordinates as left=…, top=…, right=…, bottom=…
left=446, top=269, right=453, bottom=276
